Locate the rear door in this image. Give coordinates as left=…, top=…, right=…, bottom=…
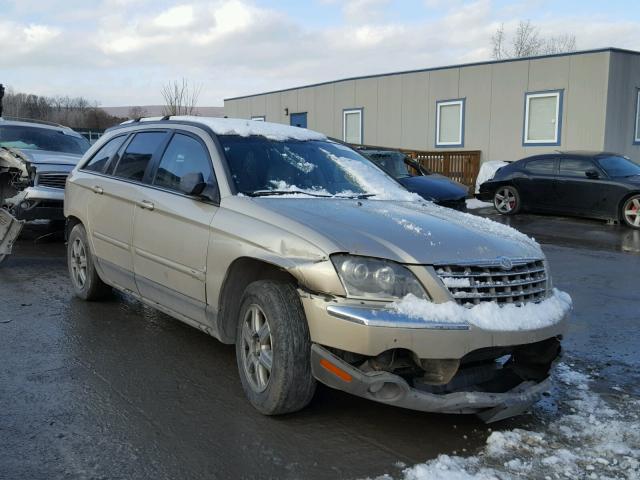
left=131, top=130, right=218, bottom=324
left=83, top=130, right=169, bottom=292
left=516, top=157, right=558, bottom=210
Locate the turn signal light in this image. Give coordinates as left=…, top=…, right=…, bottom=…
left=320, top=359, right=352, bottom=383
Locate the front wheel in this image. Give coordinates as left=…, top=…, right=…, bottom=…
left=235, top=280, right=316, bottom=415
left=494, top=185, right=521, bottom=215
left=67, top=224, right=111, bottom=300
left=622, top=195, right=640, bottom=229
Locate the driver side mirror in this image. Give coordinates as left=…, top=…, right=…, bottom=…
left=180, top=172, right=207, bottom=196
left=585, top=169, right=600, bottom=179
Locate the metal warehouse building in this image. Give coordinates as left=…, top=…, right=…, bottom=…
left=224, top=48, right=640, bottom=164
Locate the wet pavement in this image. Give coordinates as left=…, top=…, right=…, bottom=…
left=1, top=214, right=639, bottom=480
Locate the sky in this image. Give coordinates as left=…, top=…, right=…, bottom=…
left=1, top=0, right=639, bottom=107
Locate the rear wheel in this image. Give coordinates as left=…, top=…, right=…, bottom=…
left=622, top=195, right=640, bottom=229
left=67, top=224, right=111, bottom=300
left=235, top=280, right=316, bottom=415
left=494, top=186, right=521, bottom=215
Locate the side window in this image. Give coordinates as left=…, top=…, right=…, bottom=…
left=82, top=135, right=126, bottom=173
left=526, top=158, right=556, bottom=174
left=113, top=132, right=167, bottom=182
left=559, top=158, right=595, bottom=177
left=153, top=133, right=215, bottom=193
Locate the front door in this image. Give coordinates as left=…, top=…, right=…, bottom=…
left=132, top=131, right=218, bottom=324
left=290, top=112, right=307, bottom=128
left=555, top=157, right=613, bottom=216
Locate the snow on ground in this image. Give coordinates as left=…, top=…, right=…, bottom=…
left=388, top=289, right=572, bottom=331
left=475, top=161, right=509, bottom=194
left=374, top=364, right=640, bottom=480
left=466, top=198, right=493, bottom=210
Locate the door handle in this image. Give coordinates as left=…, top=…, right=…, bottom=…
left=138, top=200, right=155, bottom=211
left=92, top=185, right=103, bottom=195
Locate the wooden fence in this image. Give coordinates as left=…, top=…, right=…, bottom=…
left=403, top=150, right=482, bottom=190
left=354, top=143, right=482, bottom=190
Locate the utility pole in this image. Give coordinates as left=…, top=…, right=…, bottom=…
left=0, top=84, right=5, bottom=117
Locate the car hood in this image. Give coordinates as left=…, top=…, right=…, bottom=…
left=21, top=149, right=83, bottom=166
left=228, top=197, right=543, bottom=265
left=397, top=175, right=468, bottom=201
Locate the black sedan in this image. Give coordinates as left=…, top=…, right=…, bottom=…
left=477, top=152, right=640, bottom=229
left=357, top=148, right=468, bottom=211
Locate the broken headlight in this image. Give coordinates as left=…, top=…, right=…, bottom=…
left=331, top=254, right=429, bottom=301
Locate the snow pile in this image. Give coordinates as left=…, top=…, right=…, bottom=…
left=155, top=116, right=327, bottom=141
left=388, top=288, right=572, bottom=331
left=475, top=161, right=509, bottom=194
left=465, top=198, right=493, bottom=210
left=378, top=364, right=640, bottom=480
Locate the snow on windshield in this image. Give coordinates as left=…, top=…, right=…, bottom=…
left=384, top=363, right=640, bottom=479
left=320, top=147, right=422, bottom=202
left=388, top=288, right=572, bottom=331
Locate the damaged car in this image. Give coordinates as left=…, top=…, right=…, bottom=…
left=64, top=117, right=572, bottom=423
left=0, top=118, right=90, bottom=262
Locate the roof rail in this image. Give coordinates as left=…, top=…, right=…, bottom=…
left=0, top=116, right=67, bottom=128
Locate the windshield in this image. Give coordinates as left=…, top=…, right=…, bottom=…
left=596, top=156, right=640, bottom=177
left=0, top=125, right=90, bottom=155
left=219, top=136, right=417, bottom=200
left=360, top=151, right=413, bottom=179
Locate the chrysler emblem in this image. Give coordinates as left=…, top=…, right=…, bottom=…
left=498, top=256, right=513, bottom=270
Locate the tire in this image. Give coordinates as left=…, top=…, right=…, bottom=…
left=494, top=185, right=521, bottom=215
left=235, top=280, right=316, bottom=415
left=67, top=223, right=111, bottom=300
left=622, top=195, right=640, bottom=229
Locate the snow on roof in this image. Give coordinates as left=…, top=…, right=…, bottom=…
left=128, top=116, right=327, bottom=141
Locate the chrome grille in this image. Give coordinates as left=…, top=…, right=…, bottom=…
left=435, top=259, right=548, bottom=307
left=37, top=173, right=68, bottom=189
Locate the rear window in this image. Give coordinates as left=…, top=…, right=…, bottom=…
left=113, top=132, right=167, bottom=182
left=82, top=135, right=127, bottom=173
left=526, top=158, right=556, bottom=174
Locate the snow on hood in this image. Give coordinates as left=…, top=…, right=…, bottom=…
left=229, top=197, right=544, bottom=265
left=20, top=149, right=82, bottom=166
left=139, top=116, right=328, bottom=142
left=389, top=288, right=572, bottom=331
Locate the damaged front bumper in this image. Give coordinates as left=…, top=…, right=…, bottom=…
left=311, top=344, right=554, bottom=423
left=9, top=185, right=65, bottom=221
left=0, top=208, right=24, bottom=262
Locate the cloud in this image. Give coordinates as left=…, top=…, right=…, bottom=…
left=2, top=0, right=639, bottom=107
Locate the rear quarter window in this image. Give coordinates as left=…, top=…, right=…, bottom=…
left=82, top=135, right=127, bottom=173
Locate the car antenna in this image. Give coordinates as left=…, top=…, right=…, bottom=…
left=161, top=115, right=171, bottom=120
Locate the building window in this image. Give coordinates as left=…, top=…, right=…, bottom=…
left=435, top=99, right=464, bottom=147
left=343, top=108, right=363, bottom=144
left=523, top=90, right=563, bottom=146
left=634, top=89, right=640, bottom=145
left=251, top=116, right=265, bottom=122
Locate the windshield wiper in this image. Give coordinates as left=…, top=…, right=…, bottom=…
left=334, top=193, right=377, bottom=199
left=243, top=189, right=333, bottom=198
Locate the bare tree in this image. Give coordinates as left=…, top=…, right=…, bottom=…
left=161, top=79, right=202, bottom=116
left=491, top=21, right=576, bottom=59
left=128, top=106, right=148, bottom=119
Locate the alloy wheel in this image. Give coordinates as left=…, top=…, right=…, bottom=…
left=495, top=187, right=517, bottom=214
left=70, top=237, right=88, bottom=289
left=240, top=304, right=273, bottom=393
left=624, top=197, right=640, bottom=228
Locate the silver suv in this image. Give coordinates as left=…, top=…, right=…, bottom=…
left=64, top=117, right=571, bottom=422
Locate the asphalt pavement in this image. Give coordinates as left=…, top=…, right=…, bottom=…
left=1, top=212, right=638, bottom=480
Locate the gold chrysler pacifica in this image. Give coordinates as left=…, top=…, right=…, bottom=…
left=64, top=117, right=572, bottom=423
